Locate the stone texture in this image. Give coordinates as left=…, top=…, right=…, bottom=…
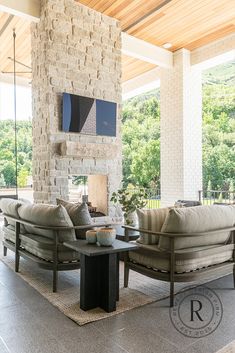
left=31, top=0, right=122, bottom=215
left=160, top=49, right=202, bottom=206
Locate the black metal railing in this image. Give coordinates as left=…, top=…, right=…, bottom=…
left=199, top=190, right=235, bottom=205
left=127, top=187, right=161, bottom=209
left=128, top=187, right=235, bottom=209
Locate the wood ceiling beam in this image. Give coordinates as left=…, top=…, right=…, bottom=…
left=0, top=0, right=40, bottom=22
left=122, top=67, right=161, bottom=100
left=122, top=32, right=173, bottom=68
left=191, top=32, right=235, bottom=66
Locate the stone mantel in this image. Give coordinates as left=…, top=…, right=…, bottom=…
left=58, top=141, right=119, bottom=159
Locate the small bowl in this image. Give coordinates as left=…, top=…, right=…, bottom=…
left=96, top=228, right=116, bottom=246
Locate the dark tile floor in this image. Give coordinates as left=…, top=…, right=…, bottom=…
left=0, top=260, right=234, bottom=353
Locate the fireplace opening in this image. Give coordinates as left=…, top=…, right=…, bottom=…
left=68, top=175, right=108, bottom=216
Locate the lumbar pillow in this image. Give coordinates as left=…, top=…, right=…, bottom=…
left=56, top=198, right=93, bottom=239
left=137, top=208, right=169, bottom=245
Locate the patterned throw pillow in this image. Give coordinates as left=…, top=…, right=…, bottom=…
left=137, top=208, right=169, bottom=245
left=56, top=199, right=93, bottom=239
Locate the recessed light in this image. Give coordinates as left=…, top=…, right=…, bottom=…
left=162, top=42, right=172, bottom=49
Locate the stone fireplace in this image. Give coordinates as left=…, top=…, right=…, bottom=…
left=68, top=175, right=108, bottom=215
left=31, top=0, right=122, bottom=216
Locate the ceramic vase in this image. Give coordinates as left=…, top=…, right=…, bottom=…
left=124, top=211, right=138, bottom=226
left=96, top=227, right=116, bottom=246
left=85, top=230, right=97, bottom=244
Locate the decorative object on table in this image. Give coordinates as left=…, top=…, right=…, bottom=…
left=96, top=227, right=116, bottom=246
left=111, top=187, right=147, bottom=226
left=85, top=230, right=97, bottom=244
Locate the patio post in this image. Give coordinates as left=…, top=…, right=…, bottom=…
left=160, top=49, right=202, bottom=206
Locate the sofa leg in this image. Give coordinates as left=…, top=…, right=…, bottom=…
left=15, top=252, right=20, bottom=272
left=53, top=269, right=58, bottom=293
left=124, top=265, right=129, bottom=288
left=170, top=281, right=174, bottom=307
left=233, top=266, right=235, bottom=289
left=3, top=246, right=7, bottom=256
left=15, top=221, right=20, bottom=273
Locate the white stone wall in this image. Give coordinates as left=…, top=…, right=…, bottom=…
left=31, top=0, right=122, bottom=215
left=160, top=49, right=202, bottom=206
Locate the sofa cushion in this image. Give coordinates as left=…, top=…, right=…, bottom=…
left=159, top=205, right=235, bottom=250
left=0, top=198, right=26, bottom=232
left=137, top=208, right=169, bottom=245
left=2, top=224, right=16, bottom=243
left=129, top=242, right=233, bottom=273
left=20, top=234, right=80, bottom=262
left=18, top=203, right=76, bottom=243
left=56, top=199, right=93, bottom=239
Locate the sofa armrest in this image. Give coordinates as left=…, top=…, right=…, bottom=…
left=122, top=225, right=235, bottom=239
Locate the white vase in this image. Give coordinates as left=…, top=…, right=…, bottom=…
left=124, top=211, right=138, bottom=226
left=96, top=228, right=116, bottom=246
left=86, top=230, right=97, bottom=244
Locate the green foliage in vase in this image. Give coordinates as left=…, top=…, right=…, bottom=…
left=111, top=187, right=147, bottom=222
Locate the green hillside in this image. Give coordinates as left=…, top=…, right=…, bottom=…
left=203, top=61, right=235, bottom=86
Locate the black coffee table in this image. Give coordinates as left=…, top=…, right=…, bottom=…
left=63, top=239, right=138, bottom=313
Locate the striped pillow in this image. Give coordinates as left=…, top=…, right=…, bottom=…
left=137, top=208, right=169, bottom=245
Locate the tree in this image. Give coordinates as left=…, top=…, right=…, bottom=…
left=0, top=174, right=6, bottom=187
left=18, top=168, right=29, bottom=187
left=0, top=120, right=32, bottom=187
left=1, top=161, right=16, bottom=187
left=130, top=140, right=160, bottom=187
left=203, top=144, right=235, bottom=190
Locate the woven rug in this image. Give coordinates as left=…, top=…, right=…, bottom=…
left=216, top=341, right=235, bottom=353
left=0, top=243, right=229, bottom=326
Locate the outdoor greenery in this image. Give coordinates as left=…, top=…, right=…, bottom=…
left=122, top=61, right=235, bottom=190
left=0, top=62, right=234, bottom=191
left=0, top=120, right=32, bottom=187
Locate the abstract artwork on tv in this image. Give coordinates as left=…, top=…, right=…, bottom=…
left=62, top=93, right=117, bottom=137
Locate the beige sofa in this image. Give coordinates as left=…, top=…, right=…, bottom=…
left=123, top=205, right=235, bottom=306
left=0, top=198, right=110, bottom=292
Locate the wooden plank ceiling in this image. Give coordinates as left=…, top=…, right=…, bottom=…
left=78, top=0, right=235, bottom=81
left=0, top=0, right=234, bottom=82
left=78, top=0, right=235, bottom=51
left=0, top=13, right=31, bottom=79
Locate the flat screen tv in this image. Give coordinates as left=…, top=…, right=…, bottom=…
left=62, top=93, right=117, bottom=137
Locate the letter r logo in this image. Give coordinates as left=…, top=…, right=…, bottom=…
left=190, top=300, right=203, bottom=321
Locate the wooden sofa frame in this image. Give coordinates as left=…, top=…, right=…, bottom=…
left=123, top=225, right=235, bottom=307
left=2, top=216, right=110, bottom=293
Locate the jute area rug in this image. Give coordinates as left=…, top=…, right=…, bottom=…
left=216, top=341, right=235, bottom=353
left=0, top=239, right=226, bottom=326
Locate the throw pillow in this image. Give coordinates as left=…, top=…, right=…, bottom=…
left=18, top=203, right=76, bottom=242
left=159, top=205, right=235, bottom=250
left=56, top=198, right=93, bottom=239
left=137, top=208, right=169, bottom=245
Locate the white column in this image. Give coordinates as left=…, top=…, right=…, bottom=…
left=160, top=49, right=202, bottom=206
